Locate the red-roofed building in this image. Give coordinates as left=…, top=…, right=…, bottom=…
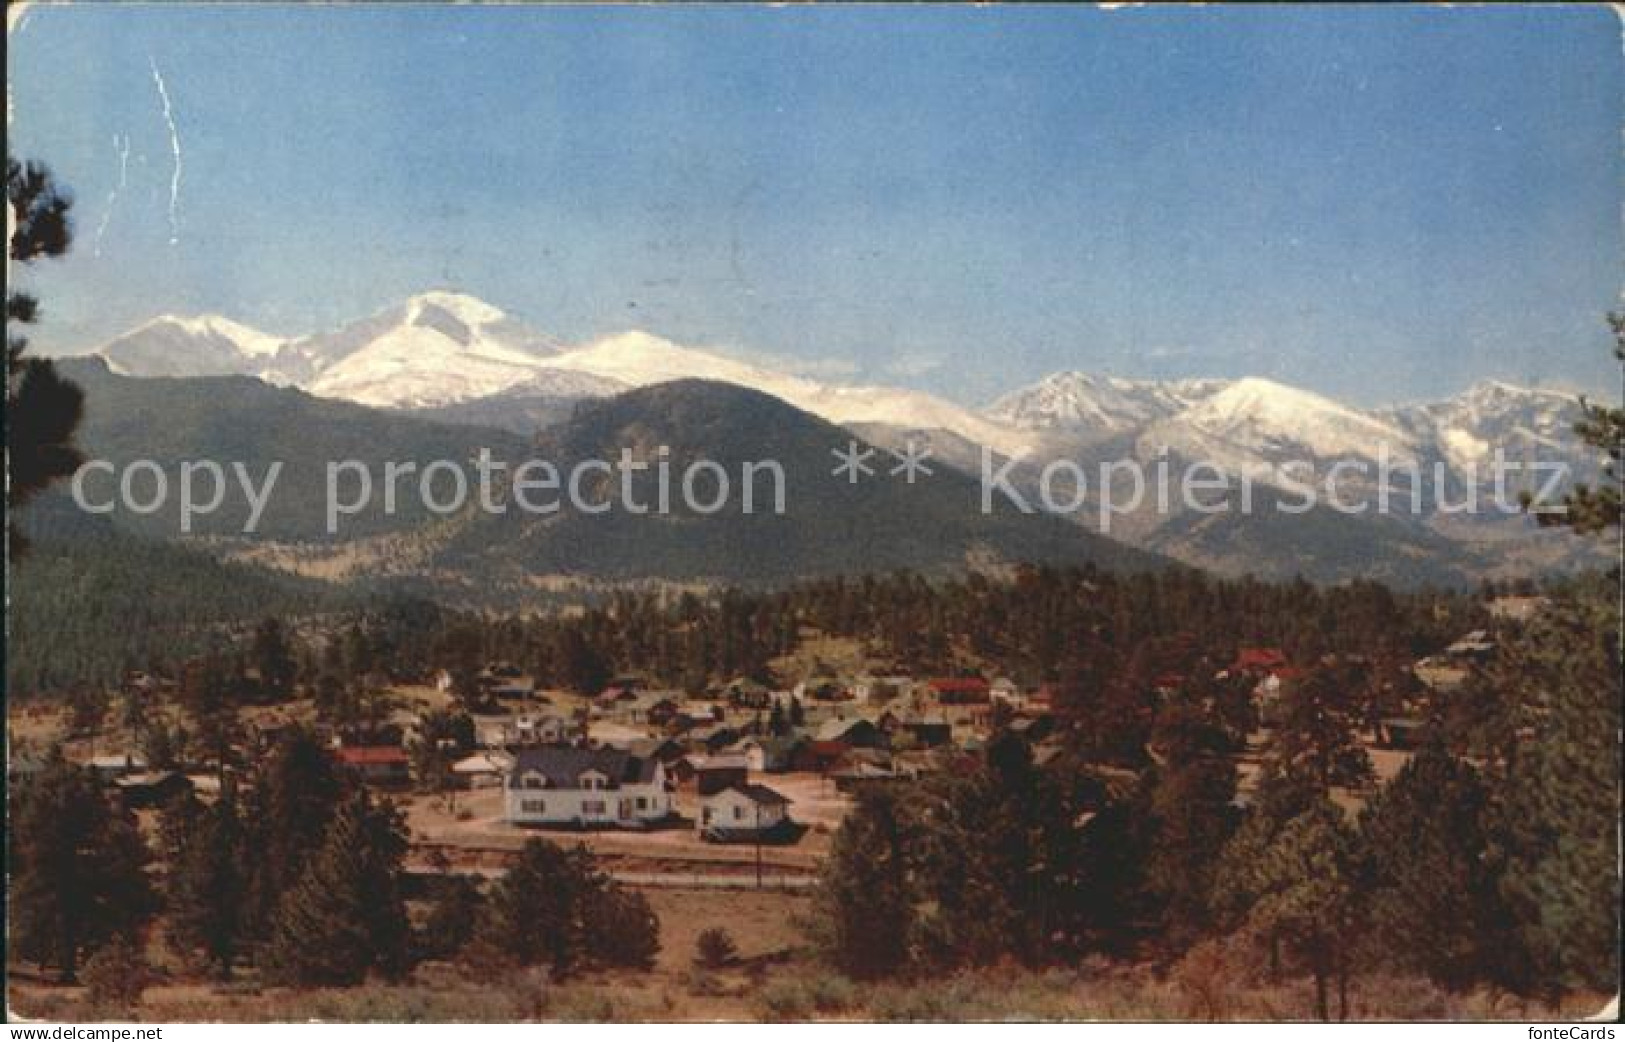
left=929, top=677, right=991, bottom=705
left=334, top=745, right=411, bottom=786
left=1232, top=648, right=1289, bottom=673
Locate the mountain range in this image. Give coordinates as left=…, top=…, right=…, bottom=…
left=65, top=291, right=1612, bottom=588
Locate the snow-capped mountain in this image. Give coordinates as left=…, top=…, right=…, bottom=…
left=89, top=293, right=1033, bottom=453
left=1137, top=376, right=1425, bottom=471
left=285, top=291, right=613, bottom=409
left=1380, top=380, right=1596, bottom=475
left=533, top=331, right=1037, bottom=458
left=87, top=293, right=1596, bottom=485
left=985, top=372, right=1230, bottom=438
left=94, top=291, right=628, bottom=411
left=72, top=294, right=1609, bottom=586
left=99, top=314, right=286, bottom=379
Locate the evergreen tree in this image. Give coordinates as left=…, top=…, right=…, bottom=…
left=240, top=727, right=345, bottom=945
left=252, top=617, right=298, bottom=701
left=8, top=755, right=155, bottom=979
left=482, top=838, right=603, bottom=978
left=1261, top=659, right=1374, bottom=798
left=1239, top=799, right=1360, bottom=1022
left=416, top=871, right=483, bottom=963
left=913, top=733, right=1095, bottom=967
left=1146, top=752, right=1240, bottom=948
left=1494, top=592, right=1622, bottom=994
left=1524, top=312, right=1623, bottom=534
left=588, top=884, right=662, bottom=970
left=813, top=786, right=915, bottom=979
left=554, top=627, right=611, bottom=695
left=262, top=789, right=410, bottom=986
left=164, top=786, right=247, bottom=978
left=1358, top=738, right=1520, bottom=992
left=7, top=156, right=82, bottom=558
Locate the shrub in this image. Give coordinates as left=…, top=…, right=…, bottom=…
left=755, top=978, right=814, bottom=1020
left=82, top=936, right=152, bottom=1014
left=696, top=927, right=738, bottom=968
left=589, top=886, right=661, bottom=970
left=545, top=988, right=622, bottom=1022
left=806, top=972, right=857, bottom=1014
left=753, top=972, right=857, bottom=1020
left=681, top=968, right=731, bottom=998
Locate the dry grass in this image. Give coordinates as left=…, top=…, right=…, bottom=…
left=11, top=956, right=1608, bottom=1024
left=12, top=892, right=1611, bottom=1025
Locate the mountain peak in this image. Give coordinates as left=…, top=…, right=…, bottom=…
left=98, top=313, right=285, bottom=378
left=131, top=313, right=285, bottom=356
left=985, top=370, right=1229, bottom=436
left=402, top=290, right=508, bottom=327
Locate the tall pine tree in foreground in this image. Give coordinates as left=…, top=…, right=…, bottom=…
left=813, top=786, right=916, bottom=980
left=1524, top=312, right=1623, bottom=534
left=1241, top=799, right=1360, bottom=1022
left=1358, top=737, right=1521, bottom=992
left=1493, top=592, right=1622, bottom=995
left=482, top=838, right=602, bottom=978
left=8, top=755, right=155, bottom=979
left=261, top=788, right=410, bottom=987
left=163, top=785, right=247, bottom=979
left=239, top=726, right=344, bottom=946
left=6, top=157, right=83, bottom=558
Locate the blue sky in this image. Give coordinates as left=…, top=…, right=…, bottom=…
left=7, top=4, right=1621, bottom=406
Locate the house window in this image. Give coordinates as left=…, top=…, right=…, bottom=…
left=583, top=800, right=606, bottom=814
left=521, top=799, right=546, bottom=814
left=636, top=797, right=647, bottom=810
left=733, top=805, right=744, bottom=821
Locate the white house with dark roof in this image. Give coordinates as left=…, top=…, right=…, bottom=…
left=698, top=783, right=793, bottom=841
left=503, top=746, right=672, bottom=828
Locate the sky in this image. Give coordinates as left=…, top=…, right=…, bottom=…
left=6, top=4, right=1622, bottom=407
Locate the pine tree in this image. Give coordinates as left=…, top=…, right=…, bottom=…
left=589, top=884, right=661, bottom=970
left=6, top=157, right=82, bottom=558
left=261, top=789, right=410, bottom=986
left=252, top=617, right=297, bottom=701
left=239, top=727, right=344, bottom=945
left=813, top=786, right=915, bottom=979
left=1358, top=738, right=1519, bottom=992
left=1241, top=799, right=1360, bottom=1022
left=164, top=786, right=247, bottom=978
left=1493, top=591, right=1622, bottom=994
left=912, top=732, right=1096, bottom=967
left=416, top=872, right=483, bottom=963
left=1146, top=752, right=1240, bottom=948
left=8, top=755, right=155, bottom=979
left=1261, top=659, right=1374, bottom=798
left=1524, top=312, right=1623, bottom=534
left=482, top=838, right=603, bottom=978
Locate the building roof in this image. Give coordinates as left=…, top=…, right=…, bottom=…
left=627, top=737, right=682, bottom=759
left=696, top=752, right=751, bottom=773
left=815, top=717, right=879, bottom=742
left=453, top=751, right=513, bottom=774
left=510, top=745, right=660, bottom=789
left=87, top=752, right=149, bottom=771
left=1233, top=647, right=1289, bottom=671
left=113, top=770, right=189, bottom=789
left=335, top=746, right=410, bottom=766
left=721, top=782, right=791, bottom=806
left=928, top=677, right=990, bottom=693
